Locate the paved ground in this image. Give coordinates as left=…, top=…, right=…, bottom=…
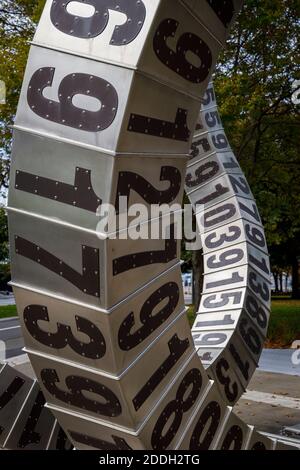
left=234, top=370, right=300, bottom=435
left=0, top=317, right=24, bottom=360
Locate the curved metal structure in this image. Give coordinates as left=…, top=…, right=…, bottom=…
left=2, top=0, right=295, bottom=450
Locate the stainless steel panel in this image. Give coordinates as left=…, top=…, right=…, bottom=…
left=193, top=310, right=243, bottom=331
left=117, top=71, right=201, bottom=154
left=214, top=411, right=251, bottom=450
left=208, top=350, right=245, bottom=406
left=9, top=210, right=180, bottom=310
left=201, top=106, right=223, bottom=133
left=196, top=195, right=263, bottom=232
left=176, top=381, right=230, bottom=450
left=203, top=243, right=270, bottom=278
left=9, top=129, right=187, bottom=230
left=46, top=420, right=74, bottom=450
left=224, top=332, right=257, bottom=390
left=189, top=173, right=254, bottom=213
left=48, top=405, right=145, bottom=450
left=14, top=263, right=185, bottom=375
left=192, top=329, right=234, bottom=350
left=182, top=0, right=244, bottom=46
left=139, top=0, right=221, bottom=99
left=26, top=311, right=194, bottom=430
left=0, top=364, right=34, bottom=447
left=245, top=428, right=276, bottom=450
left=15, top=45, right=131, bottom=154
left=201, top=218, right=269, bottom=255
left=138, top=353, right=209, bottom=449
left=33, top=0, right=161, bottom=70
left=196, top=347, right=223, bottom=367
left=4, top=381, right=56, bottom=450
left=200, top=287, right=246, bottom=313
left=203, top=266, right=249, bottom=293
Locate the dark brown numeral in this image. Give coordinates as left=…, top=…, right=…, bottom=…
left=151, top=369, right=203, bottom=450
left=207, top=248, right=244, bottom=269
left=202, top=203, right=236, bottom=229
left=196, top=183, right=230, bottom=205
left=15, top=167, right=102, bottom=212
left=189, top=401, right=221, bottom=450
left=28, top=68, right=118, bottom=132
left=249, top=271, right=270, bottom=303
left=203, top=291, right=243, bottom=309
left=204, top=225, right=241, bottom=250
left=245, top=224, right=266, bottom=248
left=229, top=175, right=251, bottom=196
left=24, top=305, right=106, bottom=360
left=251, top=441, right=267, bottom=450
left=239, top=201, right=261, bottom=223
left=206, top=0, right=235, bottom=28
left=189, top=137, right=212, bottom=160
left=118, top=282, right=180, bottom=351
left=245, top=294, right=268, bottom=329
left=15, top=236, right=100, bottom=298
left=221, top=425, right=244, bottom=450
left=0, top=376, right=26, bottom=410
left=17, top=391, right=46, bottom=449
left=205, top=110, right=221, bottom=128
left=186, top=161, right=219, bottom=188
left=50, top=0, right=146, bottom=44
left=205, top=271, right=244, bottom=289
left=116, top=167, right=181, bottom=211
left=216, top=358, right=239, bottom=403
left=239, top=317, right=261, bottom=355
left=229, top=343, right=250, bottom=381
left=195, top=314, right=235, bottom=329
left=69, top=431, right=132, bottom=450
left=41, top=369, right=121, bottom=418
left=133, top=335, right=190, bottom=411
left=212, top=133, right=229, bottom=149
left=153, top=19, right=212, bottom=83
left=202, top=87, right=215, bottom=106
left=128, top=108, right=190, bottom=142
left=193, top=332, right=227, bottom=347
left=113, top=224, right=177, bottom=275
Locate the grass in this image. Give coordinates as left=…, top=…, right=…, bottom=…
left=0, top=304, right=17, bottom=319
left=1, top=299, right=299, bottom=348
left=186, top=298, right=300, bottom=348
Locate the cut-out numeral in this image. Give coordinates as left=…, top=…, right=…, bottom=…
left=24, top=305, right=106, bottom=360
left=15, top=167, right=101, bottom=212
left=189, top=401, right=221, bottom=450
left=128, top=108, right=190, bottom=142
left=118, top=282, right=179, bottom=351
left=153, top=19, right=212, bottom=83
left=15, top=236, right=100, bottom=298
left=133, top=335, right=189, bottom=411
left=113, top=224, right=177, bottom=275
left=41, top=369, right=121, bottom=418
left=116, top=167, right=181, bottom=210
left=28, top=68, right=118, bottom=132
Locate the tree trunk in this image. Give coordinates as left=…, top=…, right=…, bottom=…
left=273, top=272, right=279, bottom=293
left=192, top=250, right=204, bottom=311
left=292, top=257, right=300, bottom=299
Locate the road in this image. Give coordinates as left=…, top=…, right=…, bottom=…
left=0, top=317, right=24, bottom=360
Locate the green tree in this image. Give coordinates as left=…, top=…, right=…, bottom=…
left=213, top=0, right=300, bottom=297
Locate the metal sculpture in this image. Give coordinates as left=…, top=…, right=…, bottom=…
left=1, top=0, right=295, bottom=450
